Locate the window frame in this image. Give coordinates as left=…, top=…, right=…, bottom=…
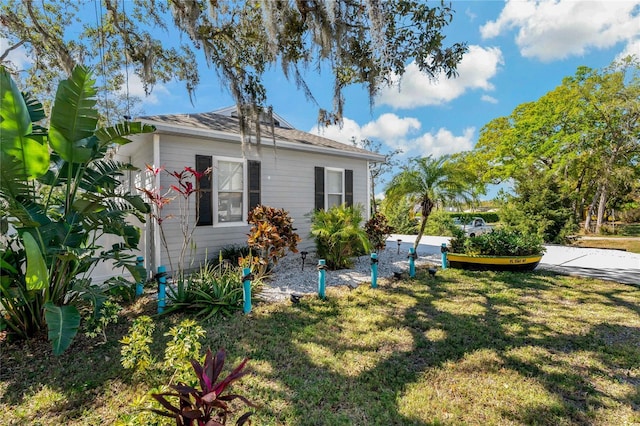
left=325, top=167, right=345, bottom=209
left=214, top=156, right=247, bottom=226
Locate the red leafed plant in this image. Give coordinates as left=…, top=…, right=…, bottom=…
left=138, top=164, right=211, bottom=280
left=365, top=212, right=394, bottom=253
left=151, top=348, right=255, bottom=426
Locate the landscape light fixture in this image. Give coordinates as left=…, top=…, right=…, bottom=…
left=300, top=251, right=308, bottom=271
left=397, top=239, right=402, bottom=254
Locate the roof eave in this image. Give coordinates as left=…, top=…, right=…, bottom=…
left=140, top=119, right=386, bottom=162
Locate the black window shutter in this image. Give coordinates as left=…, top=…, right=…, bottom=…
left=345, top=169, right=353, bottom=207
left=314, top=166, right=325, bottom=210
left=196, top=155, right=212, bottom=226
left=248, top=160, right=261, bottom=213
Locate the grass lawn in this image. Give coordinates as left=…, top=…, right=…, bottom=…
left=571, top=237, right=640, bottom=254
left=1, top=268, right=639, bottom=425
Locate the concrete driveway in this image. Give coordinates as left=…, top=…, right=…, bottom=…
left=389, top=234, right=640, bottom=286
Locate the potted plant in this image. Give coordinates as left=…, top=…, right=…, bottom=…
left=446, top=228, right=545, bottom=271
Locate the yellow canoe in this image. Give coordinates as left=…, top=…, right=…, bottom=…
left=447, top=253, right=543, bottom=271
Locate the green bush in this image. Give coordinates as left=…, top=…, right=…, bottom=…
left=309, top=204, right=371, bottom=269
left=379, top=195, right=419, bottom=234
left=449, top=228, right=545, bottom=256
left=426, top=210, right=459, bottom=236
left=167, top=259, right=260, bottom=319
left=211, top=244, right=251, bottom=266
left=0, top=65, right=153, bottom=354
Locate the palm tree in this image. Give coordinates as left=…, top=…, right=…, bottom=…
left=385, top=155, right=477, bottom=250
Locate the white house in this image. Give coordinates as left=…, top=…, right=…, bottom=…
left=108, top=107, right=385, bottom=278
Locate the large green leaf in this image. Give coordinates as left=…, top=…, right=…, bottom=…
left=95, top=122, right=156, bottom=146
left=0, top=67, right=50, bottom=178
left=49, top=65, right=98, bottom=163
left=44, top=302, right=81, bottom=355
left=0, top=67, right=32, bottom=140
left=23, top=232, right=48, bottom=291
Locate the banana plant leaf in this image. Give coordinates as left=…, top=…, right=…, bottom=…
left=44, top=302, right=81, bottom=356
left=22, top=231, right=48, bottom=291
left=0, top=67, right=50, bottom=178
left=48, top=65, right=98, bottom=164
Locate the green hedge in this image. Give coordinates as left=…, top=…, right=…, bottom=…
left=448, top=212, right=500, bottom=224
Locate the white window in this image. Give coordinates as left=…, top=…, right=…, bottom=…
left=326, top=168, right=344, bottom=209
left=216, top=159, right=245, bottom=223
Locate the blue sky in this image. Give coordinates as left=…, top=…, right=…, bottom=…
left=132, top=1, right=639, bottom=160
left=3, top=1, right=639, bottom=195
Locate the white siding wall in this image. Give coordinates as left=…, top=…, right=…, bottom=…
left=88, top=137, right=154, bottom=282
left=146, top=134, right=370, bottom=275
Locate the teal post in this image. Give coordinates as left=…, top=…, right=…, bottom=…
left=135, top=256, right=144, bottom=297
left=371, top=253, right=378, bottom=288
left=242, top=267, right=252, bottom=314
left=318, top=259, right=326, bottom=299
left=408, top=248, right=416, bottom=278
left=441, top=243, right=448, bottom=270
left=157, top=265, right=166, bottom=314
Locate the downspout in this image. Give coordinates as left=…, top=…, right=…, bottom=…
left=153, top=133, right=161, bottom=274
left=366, top=161, right=372, bottom=220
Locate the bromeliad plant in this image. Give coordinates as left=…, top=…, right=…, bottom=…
left=151, top=348, right=255, bottom=426
left=0, top=65, right=154, bottom=354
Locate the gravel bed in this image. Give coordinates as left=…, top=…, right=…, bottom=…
left=259, top=245, right=441, bottom=302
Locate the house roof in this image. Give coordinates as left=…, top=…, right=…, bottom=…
left=137, top=111, right=386, bottom=162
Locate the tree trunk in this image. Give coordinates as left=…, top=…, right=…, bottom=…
left=595, top=186, right=608, bottom=234
left=584, top=190, right=599, bottom=233
left=413, top=198, right=434, bottom=252
left=370, top=178, right=377, bottom=214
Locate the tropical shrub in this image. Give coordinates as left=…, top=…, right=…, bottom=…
left=151, top=348, right=254, bottom=425
left=449, top=228, right=545, bottom=257
left=247, top=204, right=301, bottom=266
left=309, top=204, right=370, bottom=269
left=163, top=319, right=207, bottom=382
left=425, top=210, right=459, bottom=236
left=139, top=164, right=211, bottom=280
left=83, top=300, right=121, bottom=342
left=498, top=171, right=575, bottom=243
left=167, top=258, right=260, bottom=319
left=120, top=315, right=157, bottom=375
left=0, top=65, right=154, bottom=354
left=364, top=212, right=393, bottom=252
left=212, top=244, right=252, bottom=266
left=379, top=194, right=419, bottom=234
left=120, top=318, right=254, bottom=425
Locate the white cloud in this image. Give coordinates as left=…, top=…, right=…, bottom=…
left=376, top=45, right=503, bottom=108
left=0, top=37, right=31, bottom=69
left=616, top=38, right=640, bottom=62
left=481, top=0, right=640, bottom=62
left=310, top=113, right=421, bottom=144
left=309, top=116, right=364, bottom=144
left=120, top=69, right=170, bottom=105
left=360, top=113, right=421, bottom=141
left=481, top=94, right=498, bottom=104
left=400, top=127, right=476, bottom=158
left=312, top=115, right=475, bottom=159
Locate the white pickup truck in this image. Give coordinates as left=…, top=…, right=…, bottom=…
left=456, top=217, right=493, bottom=237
